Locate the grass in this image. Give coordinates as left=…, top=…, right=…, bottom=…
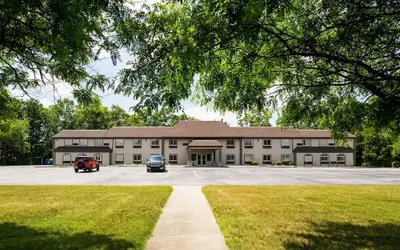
left=203, top=185, right=400, bottom=250
left=0, top=185, right=172, bottom=250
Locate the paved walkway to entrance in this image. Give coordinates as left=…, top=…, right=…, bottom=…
left=145, top=186, right=228, bottom=250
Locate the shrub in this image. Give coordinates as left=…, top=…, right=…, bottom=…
left=251, top=160, right=259, bottom=166
left=283, top=161, right=292, bottom=165
left=272, top=160, right=282, bottom=165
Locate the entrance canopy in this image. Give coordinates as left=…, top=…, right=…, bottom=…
left=187, top=140, right=223, bottom=150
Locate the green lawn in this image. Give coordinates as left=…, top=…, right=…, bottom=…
left=0, top=185, right=172, bottom=250
left=203, top=185, right=400, bottom=250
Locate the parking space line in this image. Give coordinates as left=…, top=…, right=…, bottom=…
left=193, top=170, right=200, bottom=178
left=133, top=171, right=146, bottom=178
left=164, top=170, right=171, bottom=178
left=217, top=171, right=233, bottom=177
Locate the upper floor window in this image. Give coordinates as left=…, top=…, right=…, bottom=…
left=95, top=139, right=103, bottom=146
left=79, top=139, right=88, bottom=146
left=115, top=139, right=124, bottom=148
left=319, top=139, right=328, bottom=146
left=281, top=139, right=290, bottom=148
left=72, top=139, right=79, bottom=145
left=302, top=139, right=311, bottom=146
left=169, top=139, right=177, bottom=148
left=133, top=139, right=142, bottom=148
left=151, top=139, right=159, bottom=148
left=226, top=139, right=235, bottom=148
left=244, top=139, right=253, bottom=148
left=263, top=139, right=271, bottom=148
left=328, top=139, right=335, bottom=146
left=65, top=139, right=72, bottom=146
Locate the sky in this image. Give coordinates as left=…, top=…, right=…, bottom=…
left=18, top=0, right=278, bottom=127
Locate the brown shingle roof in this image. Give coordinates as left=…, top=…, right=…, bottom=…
left=52, top=121, right=355, bottom=138
left=293, top=146, right=354, bottom=153
left=188, top=140, right=223, bottom=147
left=54, top=146, right=112, bottom=152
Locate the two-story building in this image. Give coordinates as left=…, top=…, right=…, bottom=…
left=52, top=120, right=355, bottom=167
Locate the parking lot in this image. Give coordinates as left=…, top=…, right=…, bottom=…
left=0, top=166, right=399, bottom=186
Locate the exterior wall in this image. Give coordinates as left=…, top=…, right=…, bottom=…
left=241, top=139, right=293, bottom=165
left=112, top=138, right=162, bottom=165
left=296, top=152, right=353, bottom=166
left=221, top=139, right=240, bottom=165
left=55, top=139, right=64, bottom=147
left=164, top=139, right=190, bottom=165
left=55, top=152, right=110, bottom=166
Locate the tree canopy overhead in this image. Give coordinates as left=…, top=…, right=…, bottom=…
left=115, top=0, right=400, bottom=138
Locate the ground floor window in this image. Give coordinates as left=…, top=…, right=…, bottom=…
left=94, top=153, right=102, bottom=163
left=337, top=154, right=346, bottom=163
left=321, top=154, right=330, bottom=164
left=115, top=154, right=124, bottom=164
left=226, top=154, right=235, bottom=164
left=244, top=154, right=254, bottom=164
left=62, top=153, right=71, bottom=165
left=133, top=154, right=142, bottom=164
left=262, top=154, right=271, bottom=164
left=304, top=154, right=313, bottom=164
left=206, top=153, right=212, bottom=162
left=169, top=154, right=178, bottom=164
left=281, top=154, right=291, bottom=163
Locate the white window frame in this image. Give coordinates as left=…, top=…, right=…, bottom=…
left=226, top=139, right=235, bottom=148
left=320, top=154, right=330, bottom=163
left=302, top=139, right=311, bottom=146
left=244, top=154, right=254, bottom=163
left=79, top=139, right=88, bottom=146
left=133, top=139, right=142, bottom=148
left=226, top=154, right=235, bottom=163
left=115, top=154, right=124, bottom=164
left=65, top=139, right=72, bottom=146
left=169, top=139, right=177, bottom=148
left=133, top=154, right=142, bottom=164
left=262, top=154, right=271, bottom=164
left=62, top=153, right=71, bottom=164
left=244, top=139, right=253, bottom=147
left=319, top=139, right=328, bottom=146
left=72, top=139, right=79, bottom=145
left=281, top=154, right=291, bottom=162
left=263, top=139, right=271, bottom=147
left=281, top=139, right=290, bottom=148
left=151, top=139, right=159, bottom=148
left=95, top=139, right=103, bottom=146
left=304, top=154, right=313, bottom=164
left=115, top=139, right=124, bottom=148
left=328, top=139, right=335, bottom=146
left=337, top=154, right=346, bottom=163
left=169, top=154, right=178, bottom=164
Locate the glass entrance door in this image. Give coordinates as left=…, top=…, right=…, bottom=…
left=197, top=154, right=206, bottom=166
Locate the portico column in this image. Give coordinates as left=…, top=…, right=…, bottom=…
left=219, top=149, right=222, bottom=166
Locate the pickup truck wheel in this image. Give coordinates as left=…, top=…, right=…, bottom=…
left=88, top=165, right=93, bottom=172
left=74, top=168, right=78, bottom=173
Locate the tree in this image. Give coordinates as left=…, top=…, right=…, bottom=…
left=126, top=107, right=197, bottom=126
left=114, top=0, right=400, bottom=140
left=0, top=0, right=127, bottom=99
left=74, top=96, right=110, bottom=129
left=238, top=110, right=271, bottom=127
left=108, top=105, right=129, bottom=127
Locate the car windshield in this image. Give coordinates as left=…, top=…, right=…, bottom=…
left=75, top=157, right=90, bottom=162
left=150, top=156, right=163, bottom=161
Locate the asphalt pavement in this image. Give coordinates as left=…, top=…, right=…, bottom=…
left=0, top=166, right=399, bottom=186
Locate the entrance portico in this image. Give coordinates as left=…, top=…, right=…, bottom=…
left=187, top=140, right=223, bottom=167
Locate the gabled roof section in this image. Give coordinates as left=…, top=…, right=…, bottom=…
left=166, top=120, right=239, bottom=138
left=188, top=140, right=224, bottom=147
left=107, top=126, right=171, bottom=138
left=53, top=130, right=108, bottom=138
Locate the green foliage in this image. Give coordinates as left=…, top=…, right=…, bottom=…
left=238, top=109, right=272, bottom=127
left=272, top=160, right=282, bottom=166
left=250, top=160, right=258, bottom=166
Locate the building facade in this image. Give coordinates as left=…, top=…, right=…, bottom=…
left=53, top=121, right=355, bottom=167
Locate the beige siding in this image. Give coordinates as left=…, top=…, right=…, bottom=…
left=222, top=139, right=240, bottom=164
left=112, top=138, right=162, bottom=165
left=241, top=139, right=293, bottom=164
left=164, top=139, right=190, bottom=165
left=88, top=139, right=94, bottom=146
left=55, top=139, right=64, bottom=147
left=55, top=152, right=110, bottom=166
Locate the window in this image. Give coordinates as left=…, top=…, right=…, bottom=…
left=304, top=154, right=313, bottom=164
left=337, top=154, right=346, bottom=163
left=88, top=139, right=94, bottom=146
left=244, top=154, right=254, bottom=163
left=169, top=154, right=178, bottom=164
left=263, top=139, right=271, bottom=148
left=169, top=139, right=177, bottom=148
left=206, top=153, right=212, bottom=162
left=191, top=154, right=197, bottom=161
left=244, top=139, right=253, bottom=148
left=321, top=154, right=330, bottom=163
left=226, top=139, right=235, bottom=148
left=281, top=154, right=290, bottom=162
left=103, top=142, right=110, bottom=146
left=226, top=154, right=235, bottom=164
left=95, top=139, right=103, bottom=146
left=133, top=139, right=142, bottom=148
left=94, top=154, right=102, bottom=163
left=328, top=139, right=335, bottom=146
left=62, top=153, right=71, bottom=164
left=72, top=139, right=79, bottom=145
left=133, top=154, right=142, bottom=164
left=302, top=139, right=311, bottom=146
left=319, top=139, right=328, bottom=146
left=151, top=139, right=159, bottom=148
left=115, top=139, right=124, bottom=148
left=115, top=154, right=124, bottom=164
left=79, top=139, right=87, bottom=146
left=65, top=139, right=72, bottom=146
left=262, top=154, right=271, bottom=164
left=281, top=139, right=290, bottom=148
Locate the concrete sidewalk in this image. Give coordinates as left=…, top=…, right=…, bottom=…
left=145, top=186, right=228, bottom=250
